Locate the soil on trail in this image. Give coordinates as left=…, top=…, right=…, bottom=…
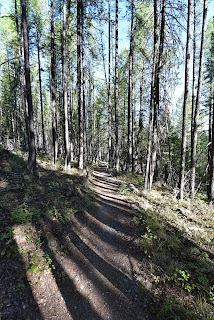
left=1, top=161, right=157, bottom=320
left=46, top=164, right=155, bottom=320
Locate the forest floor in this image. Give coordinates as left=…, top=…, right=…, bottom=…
left=0, top=148, right=214, bottom=320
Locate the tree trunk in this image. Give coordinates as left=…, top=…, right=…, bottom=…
left=81, top=0, right=86, bottom=171
left=145, top=0, right=159, bottom=190
left=136, top=66, right=144, bottom=171
left=191, top=0, right=196, bottom=167
left=210, top=81, right=214, bottom=200
left=36, top=29, right=46, bottom=152
left=21, top=0, right=36, bottom=173
left=15, top=0, right=27, bottom=149
left=62, top=0, right=70, bottom=170
left=149, top=0, right=166, bottom=190
left=51, top=0, right=57, bottom=166
left=179, top=0, right=191, bottom=199
left=77, top=0, right=83, bottom=170
left=131, top=55, right=135, bottom=173
left=209, top=19, right=214, bottom=200
left=208, top=79, right=212, bottom=191
left=21, top=17, right=29, bottom=152
left=108, top=0, right=112, bottom=168
left=127, top=0, right=134, bottom=172
left=115, top=0, right=119, bottom=172
left=7, top=55, right=16, bottom=145
left=190, top=0, right=207, bottom=198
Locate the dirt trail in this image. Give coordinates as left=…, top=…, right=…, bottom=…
left=52, top=164, right=155, bottom=320
left=8, top=164, right=157, bottom=320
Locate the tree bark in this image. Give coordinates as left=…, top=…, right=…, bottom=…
left=108, top=0, right=112, bottom=168
left=136, top=67, right=144, bottom=171
left=179, top=0, right=191, bottom=200
left=115, top=0, right=119, bottom=172
left=127, top=0, right=134, bottom=172
left=191, top=0, right=196, bottom=167
left=15, top=0, right=27, bottom=149
left=149, top=0, right=166, bottom=190
left=209, top=19, right=214, bottom=200
left=77, top=0, right=83, bottom=170
left=63, top=0, right=70, bottom=170
left=36, top=28, right=46, bottom=152
left=131, top=54, right=135, bottom=173
left=51, top=0, right=57, bottom=166
left=190, top=0, right=207, bottom=198
left=210, top=82, right=214, bottom=200
left=81, top=0, right=86, bottom=171
left=21, top=0, right=36, bottom=173
left=145, top=0, right=159, bottom=190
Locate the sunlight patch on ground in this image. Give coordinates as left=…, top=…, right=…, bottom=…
left=13, top=224, right=73, bottom=320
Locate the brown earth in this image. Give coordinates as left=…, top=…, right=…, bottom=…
left=1, top=162, right=159, bottom=320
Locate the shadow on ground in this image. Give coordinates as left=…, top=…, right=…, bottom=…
left=0, top=149, right=213, bottom=320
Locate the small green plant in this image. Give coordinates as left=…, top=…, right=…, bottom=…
left=57, top=271, right=67, bottom=281
left=209, top=286, right=214, bottom=304
left=160, top=298, right=177, bottom=314
left=65, top=206, right=78, bottom=216
left=10, top=203, right=40, bottom=223
left=16, top=282, right=25, bottom=291
left=53, top=207, right=66, bottom=224
left=167, top=269, right=192, bottom=293
left=28, top=251, right=55, bottom=274
left=140, top=227, right=157, bottom=248
left=0, top=227, right=13, bottom=240
left=151, top=273, right=160, bottom=284
left=45, top=253, right=55, bottom=270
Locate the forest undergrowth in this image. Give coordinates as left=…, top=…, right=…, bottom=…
left=0, top=147, right=214, bottom=320
left=117, top=172, right=214, bottom=319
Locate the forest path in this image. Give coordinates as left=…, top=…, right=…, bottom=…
left=49, top=163, right=156, bottom=320
left=11, top=162, right=157, bottom=320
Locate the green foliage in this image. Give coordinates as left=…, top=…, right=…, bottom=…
left=28, top=251, right=55, bottom=274
left=10, top=203, right=40, bottom=224
left=57, top=271, right=67, bottom=281
left=160, top=298, right=177, bottom=314
left=0, top=227, right=13, bottom=240
left=15, top=282, right=25, bottom=292
left=209, top=286, right=214, bottom=304
left=53, top=207, right=66, bottom=224
left=167, top=269, right=192, bottom=293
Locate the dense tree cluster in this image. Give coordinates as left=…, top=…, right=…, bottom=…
left=0, top=0, right=213, bottom=200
